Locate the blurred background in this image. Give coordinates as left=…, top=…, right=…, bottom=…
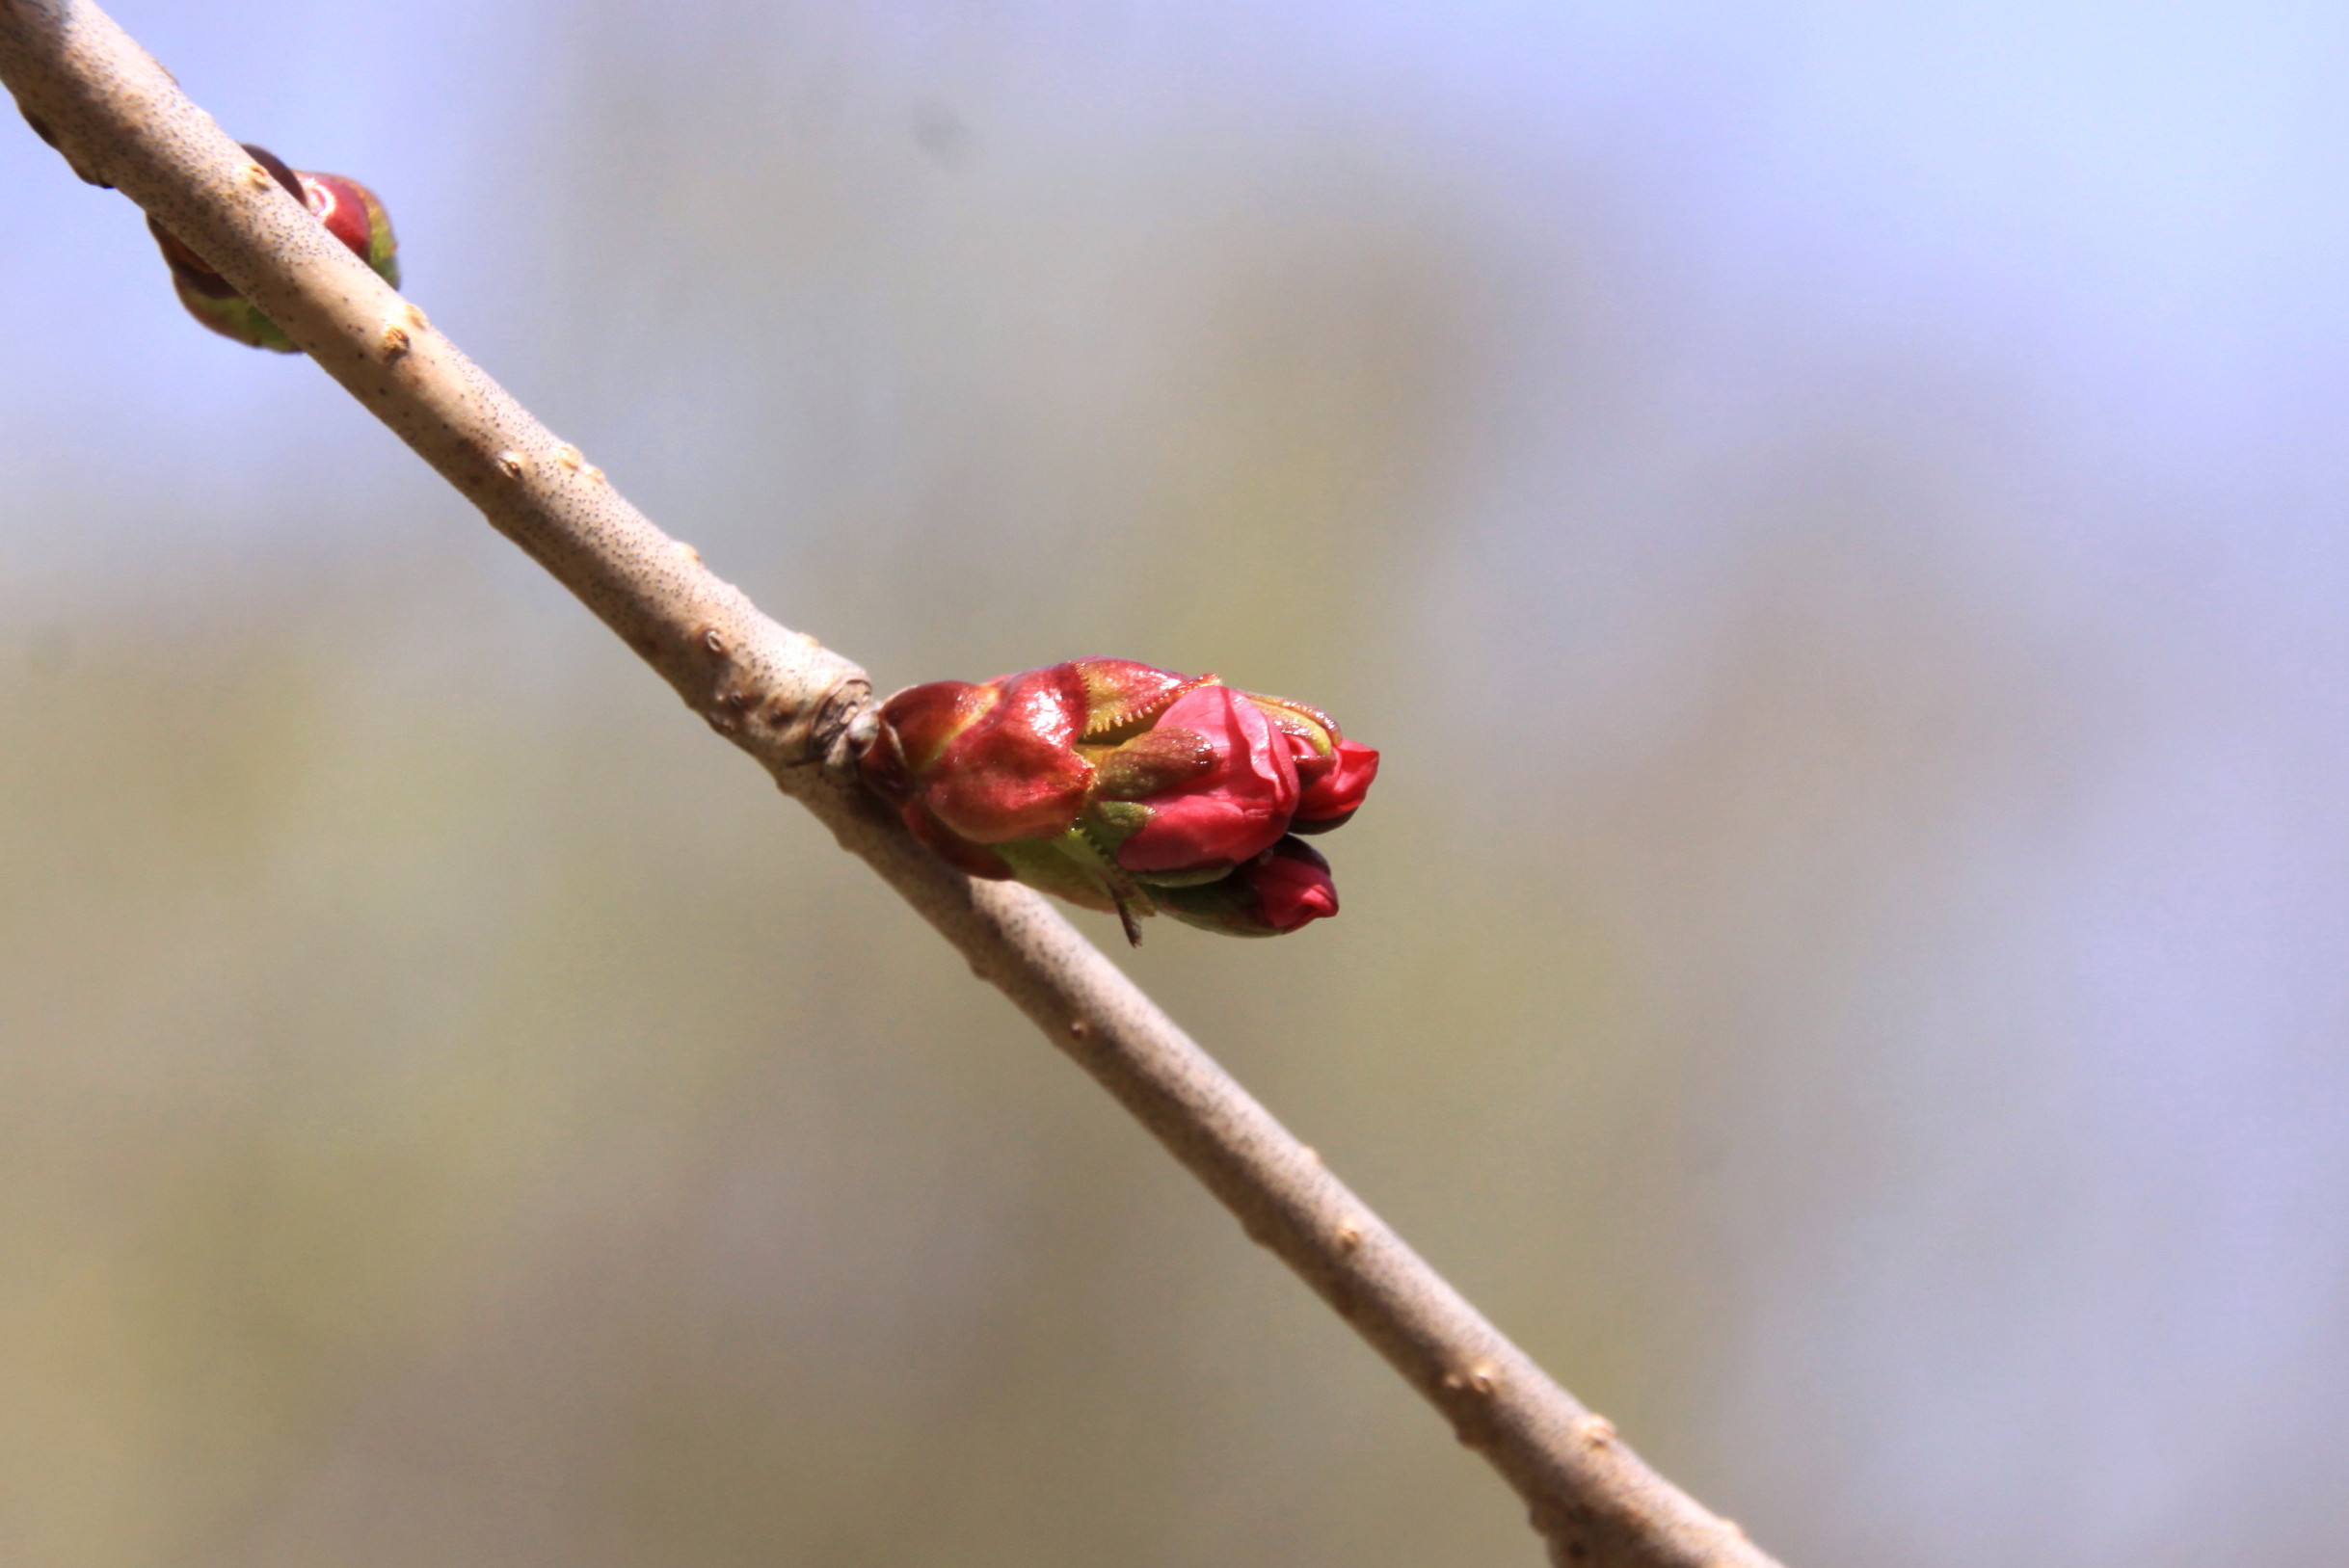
left=6, top=1, right=2348, bottom=1563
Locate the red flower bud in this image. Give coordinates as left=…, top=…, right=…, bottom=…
left=859, top=666, right=1094, bottom=846
left=858, top=659, right=1377, bottom=940
left=1241, top=693, right=1381, bottom=831
left=1294, top=740, right=1380, bottom=832
left=1103, top=683, right=1298, bottom=874
left=1152, top=837, right=1341, bottom=937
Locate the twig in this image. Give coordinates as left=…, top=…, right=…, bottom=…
left=0, top=5, right=1781, bottom=1563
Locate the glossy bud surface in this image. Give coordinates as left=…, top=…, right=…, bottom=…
left=859, top=659, right=1378, bottom=941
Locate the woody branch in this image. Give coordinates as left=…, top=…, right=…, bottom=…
left=0, top=4, right=1778, bottom=1564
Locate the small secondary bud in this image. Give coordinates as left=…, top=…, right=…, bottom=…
left=148, top=144, right=401, bottom=353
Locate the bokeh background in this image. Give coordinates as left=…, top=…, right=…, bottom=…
left=7, top=2, right=2349, bottom=1563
